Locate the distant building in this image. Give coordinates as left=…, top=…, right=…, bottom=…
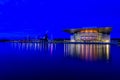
left=44, top=33, right=48, bottom=41
left=64, top=27, right=112, bottom=42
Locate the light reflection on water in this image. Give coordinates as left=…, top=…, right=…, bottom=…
left=11, top=42, right=110, bottom=61
left=2, top=42, right=120, bottom=79
left=64, top=44, right=110, bottom=61
left=11, top=42, right=56, bottom=55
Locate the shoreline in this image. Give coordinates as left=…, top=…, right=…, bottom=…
left=0, top=41, right=119, bottom=45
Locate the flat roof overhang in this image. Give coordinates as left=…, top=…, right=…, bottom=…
left=64, top=27, right=112, bottom=34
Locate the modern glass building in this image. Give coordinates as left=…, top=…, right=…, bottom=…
left=64, top=27, right=112, bottom=42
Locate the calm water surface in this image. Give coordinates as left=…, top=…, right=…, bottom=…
left=0, top=42, right=120, bottom=80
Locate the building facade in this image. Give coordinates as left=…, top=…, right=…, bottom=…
left=64, top=27, right=112, bottom=42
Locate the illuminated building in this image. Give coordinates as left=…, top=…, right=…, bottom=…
left=64, top=27, right=112, bottom=42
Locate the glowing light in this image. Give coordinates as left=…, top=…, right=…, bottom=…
left=80, top=29, right=98, bottom=33
left=71, top=40, right=75, bottom=42
left=64, top=43, right=110, bottom=61
left=50, top=43, right=53, bottom=55
left=105, top=40, right=110, bottom=42
left=106, top=45, right=110, bottom=60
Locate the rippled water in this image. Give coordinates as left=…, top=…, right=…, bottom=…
left=0, top=42, right=120, bottom=80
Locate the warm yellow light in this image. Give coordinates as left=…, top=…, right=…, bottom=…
left=80, top=29, right=97, bottom=33
left=106, top=45, right=110, bottom=60
left=105, top=40, right=110, bottom=42
left=71, top=40, right=75, bottom=42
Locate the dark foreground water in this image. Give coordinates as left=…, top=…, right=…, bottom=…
left=0, top=42, right=120, bottom=80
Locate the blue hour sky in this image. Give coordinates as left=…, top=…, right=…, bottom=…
left=0, top=0, right=120, bottom=39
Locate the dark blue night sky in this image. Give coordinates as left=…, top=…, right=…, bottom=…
left=0, top=0, right=119, bottom=39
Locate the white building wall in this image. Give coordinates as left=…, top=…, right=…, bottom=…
left=70, top=34, right=75, bottom=42
left=102, top=34, right=110, bottom=42
left=75, top=33, right=81, bottom=42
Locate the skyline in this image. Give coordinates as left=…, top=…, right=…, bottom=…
left=0, top=0, right=120, bottom=38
